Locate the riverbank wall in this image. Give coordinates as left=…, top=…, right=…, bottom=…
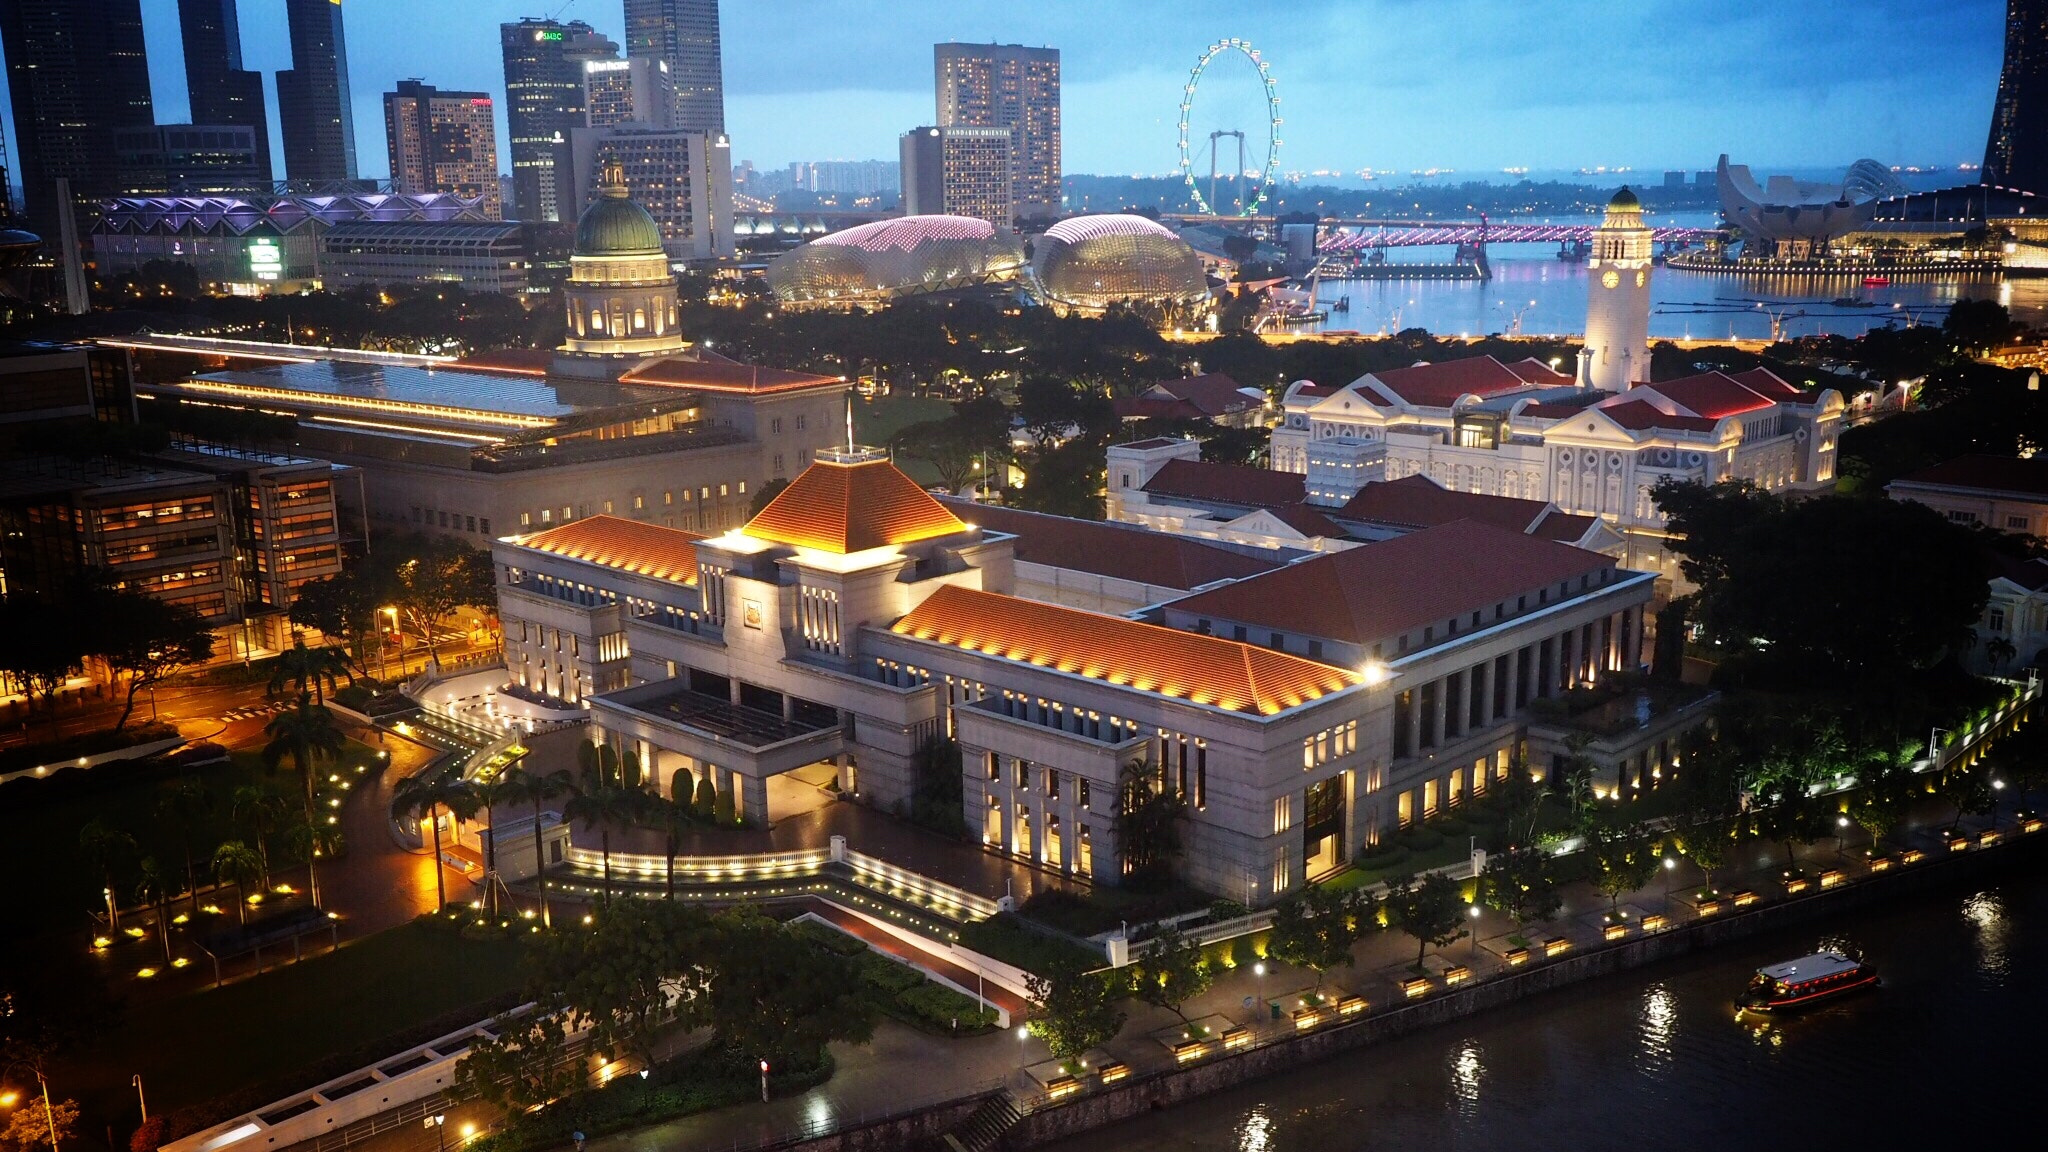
left=1004, top=830, right=2048, bottom=1149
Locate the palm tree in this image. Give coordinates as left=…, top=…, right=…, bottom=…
left=286, top=821, right=345, bottom=873
left=268, top=637, right=349, bottom=705
left=135, top=857, right=175, bottom=964
left=78, top=819, right=137, bottom=930
left=1987, top=634, right=2019, bottom=673
left=640, top=789, right=697, bottom=900
left=500, top=763, right=571, bottom=927
left=158, top=777, right=211, bottom=916
left=230, top=785, right=289, bottom=890
left=262, top=694, right=345, bottom=907
left=211, top=841, right=263, bottom=928
left=462, top=771, right=523, bottom=920
left=391, top=765, right=468, bottom=912
left=562, top=773, right=641, bottom=903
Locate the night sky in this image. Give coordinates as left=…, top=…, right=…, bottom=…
left=0, top=0, right=2011, bottom=182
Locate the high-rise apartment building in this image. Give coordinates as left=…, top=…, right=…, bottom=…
left=176, top=0, right=272, bottom=185
left=566, top=125, right=733, bottom=259
left=114, top=124, right=270, bottom=196
left=501, top=18, right=619, bottom=223
left=585, top=57, right=676, bottom=129
left=278, top=0, right=359, bottom=184
left=787, top=160, right=900, bottom=196
left=1987, top=0, right=2048, bottom=193
left=935, top=43, right=1060, bottom=214
left=623, top=0, right=726, bottom=133
left=384, top=81, right=502, bottom=218
left=900, top=125, right=1014, bottom=227
left=0, top=0, right=155, bottom=228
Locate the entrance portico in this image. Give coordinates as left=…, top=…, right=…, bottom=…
left=591, top=678, right=848, bottom=825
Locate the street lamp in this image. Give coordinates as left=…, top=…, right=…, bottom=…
left=1468, top=904, right=1482, bottom=958
left=759, top=1060, right=769, bottom=1104
left=132, top=1075, right=146, bottom=1122
left=1253, top=960, right=1266, bottom=1010
left=1836, top=815, right=1851, bottom=853
left=1663, top=856, right=1677, bottom=904
left=423, top=1114, right=446, bottom=1152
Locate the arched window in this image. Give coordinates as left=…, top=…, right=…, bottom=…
left=633, top=309, right=647, bottom=331
left=590, top=309, right=604, bottom=333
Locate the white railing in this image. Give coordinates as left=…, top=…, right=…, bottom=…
left=562, top=844, right=832, bottom=884
left=842, top=848, right=1001, bottom=920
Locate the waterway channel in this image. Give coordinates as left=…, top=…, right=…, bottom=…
left=1041, top=858, right=2048, bottom=1151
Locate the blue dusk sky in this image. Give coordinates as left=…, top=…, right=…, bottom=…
left=1, top=0, right=2010, bottom=182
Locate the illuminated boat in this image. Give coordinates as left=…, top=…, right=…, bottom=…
left=1862, top=275, right=1891, bottom=287
left=1736, top=950, right=1878, bottom=1014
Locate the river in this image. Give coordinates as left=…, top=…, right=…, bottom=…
left=1043, top=860, right=2048, bottom=1151
left=1308, top=210, right=2048, bottom=340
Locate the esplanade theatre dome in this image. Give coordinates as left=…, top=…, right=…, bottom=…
left=1033, top=214, right=1210, bottom=311
left=767, top=215, right=1028, bottom=305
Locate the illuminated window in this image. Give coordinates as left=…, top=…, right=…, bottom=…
left=1273, top=794, right=1293, bottom=834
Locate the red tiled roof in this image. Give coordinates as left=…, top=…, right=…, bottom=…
left=512, top=515, right=705, bottom=583
left=1728, top=367, right=1806, bottom=400
left=935, top=497, right=1282, bottom=589
left=1115, top=437, right=1185, bottom=451
left=1367, top=357, right=1539, bottom=408
left=1115, top=376, right=1262, bottom=421
left=1531, top=511, right=1602, bottom=544
left=1986, top=550, right=2048, bottom=591
left=1504, top=357, right=1576, bottom=386
left=1894, top=454, right=2048, bottom=498
left=1594, top=398, right=1722, bottom=433
left=1263, top=503, right=1346, bottom=537
left=1334, top=475, right=1550, bottom=533
left=1167, top=519, right=1616, bottom=648
left=1358, top=384, right=1399, bottom=407
left=743, top=455, right=965, bottom=554
left=1141, top=458, right=1306, bottom=509
left=620, top=357, right=844, bottom=394
left=1634, top=372, right=1776, bottom=420
left=1522, top=402, right=1590, bottom=419
left=892, top=584, right=1361, bottom=716
left=1291, top=382, right=1335, bottom=399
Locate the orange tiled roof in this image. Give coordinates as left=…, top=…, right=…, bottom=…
left=743, top=455, right=966, bottom=554
left=513, top=515, right=705, bottom=583
left=619, top=357, right=844, bottom=394
left=893, top=584, right=1361, bottom=716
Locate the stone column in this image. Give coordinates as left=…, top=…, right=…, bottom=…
left=1561, top=628, right=1579, bottom=691
left=741, top=773, right=769, bottom=828
left=1405, top=689, right=1424, bottom=757
left=1429, top=678, right=1448, bottom=749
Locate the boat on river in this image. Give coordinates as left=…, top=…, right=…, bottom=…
left=1737, top=950, right=1879, bottom=1014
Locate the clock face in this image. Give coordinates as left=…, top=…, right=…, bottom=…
left=1635, top=270, right=1648, bottom=287
left=1601, top=270, right=1620, bottom=289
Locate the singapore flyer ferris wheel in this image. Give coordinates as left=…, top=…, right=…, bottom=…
left=1177, top=38, right=1283, bottom=217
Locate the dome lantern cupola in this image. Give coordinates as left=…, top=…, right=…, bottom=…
left=555, top=153, right=686, bottom=372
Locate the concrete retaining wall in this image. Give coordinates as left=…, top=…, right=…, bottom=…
left=771, top=1094, right=989, bottom=1152
left=1006, top=832, right=2048, bottom=1148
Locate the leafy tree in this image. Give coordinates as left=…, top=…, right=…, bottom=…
left=453, top=1000, right=583, bottom=1112
left=0, top=596, right=85, bottom=721
left=1025, top=962, right=1127, bottom=1065
left=390, top=765, right=468, bottom=911
left=713, top=780, right=738, bottom=826
left=909, top=734, right=966, bottom=837
left=1, top=1096, right=79, bottom=1152
left=1476, top=847, right=1561, bottom=927
left=1011, top=436, right=1109, bottom=520
left=90, top=591, right=213, bottom=730
left=1132, top=922, right=1212, bottom=1025
left=692, top=775, right=718, bottom=821
left=1677, top=814, right=1734, bottom=891
left=210, top=841, right=263, bottom=927
left=389, top=536, right=495, bottom=667
left=289, top=564, right=391, bottom=678
left=1268, top=883, right=1370, bottom=987
left=229, top=784, right=289, bottom=889
left=533, top=899, right=714, bottom=1065
left=747, top=477, right=791, bottom=517
left=1944, top=298, right=2019, bottom=354
left=1114, top=757, right=1183, bottom=887
left=157, top=777, right=212, bottom=916
left=261, top=696, right=344, bottom=906
left=705, top=907, right=876, bottom=1068
left=1588, top=826, right=1661, bottom=911
left=1938, top=763, right=1996, bottom=833
left=1751, top=790, right=1834, bottom=869
left=1384, top=871, right=1467, bottom=968
left=562, top=769, right=644, bottom=902
left=891, top=416, right=994, bottom=495
left=1847, top=783, right=1908, bottom=851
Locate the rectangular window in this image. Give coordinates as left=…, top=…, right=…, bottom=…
left=1046, top=768, right=1060, bottom=799
left=480, top=518, right=491, bottom=535
left=1014, top=759, right=1030, bottom=789
left=466, top=516, right=477, bottom=532
left=1273, top=793, right=1293, bottom=834
left=1990, top=607, right=2009, bottom=631
left=1078, top=778, right=1091, bottom=809
left=987, top=751, right=1000, bottom=781
left=2009, top=515, right=2030, bottom=530
left=519, top=512, right=531, bottom=527
left=1308, top=639, right=1324, bottom=660
left=1948, top=510, right=1980, bottom=524
left=796, top=415, right=807, bottom=430
left=771, top=418, right=783, bottom=434
left=664, top=491, right=674, bottom=506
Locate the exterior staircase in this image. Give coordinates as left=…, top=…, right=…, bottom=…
left=938, top=1092, right=1023, bottom=1152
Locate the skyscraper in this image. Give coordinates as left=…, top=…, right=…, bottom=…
left=935, top=43, right=1060, bottom=215
left=900, top=125, right=1014, bottom=227
left=0, top=0, right=155, bottom=228
left=1986, top=0, right=2048, bottom=193
left=585, top=57, right=675, bottom=130
left=623, top=0, right=726, bottom=133
left=384, top=81, right=502, bottom=218
left=501, top=18, right=619, bottom=223
left=176, top=0, right=273, bottom=184
left=277, top=0, right=359, bottom=184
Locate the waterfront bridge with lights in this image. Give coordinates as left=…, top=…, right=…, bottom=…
left=1317, top=221, right=1716, bottom=251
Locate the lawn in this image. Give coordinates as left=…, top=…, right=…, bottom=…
left=4, top=736, right=387, bottom=932
left=853, top=393, right=953, bottom=487
left=58, top=920, right=530, bottom=1124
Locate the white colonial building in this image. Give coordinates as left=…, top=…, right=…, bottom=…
left=493, top=448, right=1674, bottom=904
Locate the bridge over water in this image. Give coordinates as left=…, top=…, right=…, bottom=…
left=1317, top=221, right=1716, bottom=251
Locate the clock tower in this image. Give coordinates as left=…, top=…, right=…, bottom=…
left=1579, top=186, right=1653, bottom=393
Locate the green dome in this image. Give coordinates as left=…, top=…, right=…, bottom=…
left=1609, top=185, right=1641, bottom=208
left=575, top=156, right=664, bottom=256
left=575, top=194, right=665, bottom=257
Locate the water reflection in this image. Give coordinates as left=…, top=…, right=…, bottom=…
left=1449, top=1042, right=1483, bottom=1114
left=1235, top=1105, right=1273, bottom=1152
left=1639, top=984, right=1677, bottom=1074
left=1963, top=890, right=2011, bottom=983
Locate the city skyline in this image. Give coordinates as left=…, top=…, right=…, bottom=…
left=0, top=0, right=2010, bottom=192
